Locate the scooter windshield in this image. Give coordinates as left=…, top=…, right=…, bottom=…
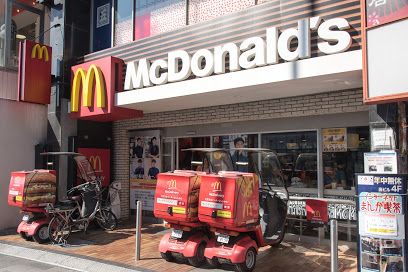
left=74, top=155, right=97, bottom=183
left=246, top=151, right=289, bottom=200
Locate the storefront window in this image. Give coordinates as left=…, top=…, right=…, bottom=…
left=135, top=0, right=186, bottom=41
left=0, top=0, right=5, bottom=67
left=323, top=126, right=370, bottom=191
left=188, top=0, right=255, bottom=25
left=114, top=0, right=133, bottom=46
left=261, top=131, right=318, bottom=189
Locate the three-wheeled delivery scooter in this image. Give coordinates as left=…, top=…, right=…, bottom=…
left=8, top=152, right=116, bottom=244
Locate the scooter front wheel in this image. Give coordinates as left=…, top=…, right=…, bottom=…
left=234, top=247, right=257, bottom=272
left=48, top=216, right=71, bottom=244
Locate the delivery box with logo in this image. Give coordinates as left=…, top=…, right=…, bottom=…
left=198, top=172, right=259, bottom=231
left=154, top=171, right=204, bottom=224
left=8, top=170, right=57, bottom=208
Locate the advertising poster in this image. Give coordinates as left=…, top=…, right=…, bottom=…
left=129, top=131, right=160, bottom=211
left=357, top=173, right=407, bottom=272
left=364, top=151, right=398, bottom=174
left=365, top=0, right=408, bottom=27
left=77, top=148, right=110, bottom=187
left=371, top=128, right=396, bottom=151
left=323, top=128, right=347, bottom=152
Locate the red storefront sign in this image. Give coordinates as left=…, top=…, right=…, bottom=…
left=306, top=199, right=329, bottom=223
left=78, top=148, right=110, bottom=187
left=17, top=40, right=52, bottom=104
left=70, top=56, right=143, bottom=121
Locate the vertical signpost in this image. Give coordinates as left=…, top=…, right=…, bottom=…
left=357, top=174, right=407, bottom=272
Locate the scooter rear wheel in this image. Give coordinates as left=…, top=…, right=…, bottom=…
left=19, top=232, right=32, bottom=241
left=206, top=257, right=220, bottom=268
left=33, top=224, right=50, bottom=244
left=160, top=252, right=174, bottom=262
left=234, top=247, right=257, bottom=272
left=187, top=242, right=206, bottom=267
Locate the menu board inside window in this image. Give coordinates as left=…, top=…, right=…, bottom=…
left=366, top=0, right=408, bottom=27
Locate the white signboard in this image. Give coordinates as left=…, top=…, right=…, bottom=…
left=130, top=188, right=155, bottom=211
left=365, top=214, right=398, bottom=236
left=364, top=151, right=398, bottom=174
left=371, top=127, right=395, bottom=151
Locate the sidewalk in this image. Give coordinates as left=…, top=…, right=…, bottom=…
left=0, top=222, right=357, bottom=272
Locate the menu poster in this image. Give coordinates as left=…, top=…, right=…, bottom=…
left=323, top=128, right=347, bottom=152
left=366, top=0, right=408, bottom=27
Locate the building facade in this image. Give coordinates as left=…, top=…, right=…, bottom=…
left=67, top=0, right=369, bottom=241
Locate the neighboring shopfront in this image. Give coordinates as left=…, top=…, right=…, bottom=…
left=71, top=0, right=367, bottom=240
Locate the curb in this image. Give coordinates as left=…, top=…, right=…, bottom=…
left=0, top=241, right=150, bottom=272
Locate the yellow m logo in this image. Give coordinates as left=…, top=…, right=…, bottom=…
left=70, top=64, right=106, bottom=112
left=167, top=179, right=177, bottom=189
left=89, top=156, right=102, bottom=172
left=211, top=181, right=222, bottom=191
left=314, top=210, right=321, bottom=218
left=243, top=201, right=253, bottom=217
left=31, top=44, right=49, bottom=61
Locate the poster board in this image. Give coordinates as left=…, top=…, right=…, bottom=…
left=129, top=130, right=160, bottom=211
left=357, top=173, right=407, bottom=272
left=322, top=128, right=347, bottom=152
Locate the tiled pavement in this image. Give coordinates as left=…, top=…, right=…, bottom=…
left=0, top=223, right=357, bottom=272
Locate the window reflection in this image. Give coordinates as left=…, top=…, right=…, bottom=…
left=114, top=0, right=133, bottom=46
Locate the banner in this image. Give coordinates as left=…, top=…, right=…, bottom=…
left=323, top=128, right=347, bottom=152
left=78, top=148, right=110, bottom=187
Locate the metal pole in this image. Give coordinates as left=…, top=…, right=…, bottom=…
left=330, top=219, right=338, bottom=272
left=135, top=200, right=142, bottom=261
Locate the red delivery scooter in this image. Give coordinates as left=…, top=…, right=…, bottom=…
left=199, top=148, right=289, bottom=272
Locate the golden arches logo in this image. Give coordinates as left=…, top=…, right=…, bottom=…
left=313, top=210, right=321, bottom=218
left=31, top=44, right=49, bottom=61
left=167, top=179, right=177, bottom=189
left=70, top=64, right=106, bottom=112
left=243, top=201, right=253, bottom=217
left=211, top=181, right=222, bottom=191
left=89, top=156, right=102, bottom=172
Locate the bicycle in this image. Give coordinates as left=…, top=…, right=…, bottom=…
left=46, top=179, right=118, bottom=244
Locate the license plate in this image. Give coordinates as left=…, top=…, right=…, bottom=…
left=217, top=234, right=230, bottom=244
left=171, top=229, right=183, bottom=239
left=22, top=215, right=30, bottom=222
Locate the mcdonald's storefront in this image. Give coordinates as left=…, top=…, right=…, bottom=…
left=70, top=0, right=370, bottom=241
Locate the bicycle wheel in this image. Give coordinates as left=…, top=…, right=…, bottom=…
left=96, top=209, right=118, bottom=231
left=48, top=216, right=71, bottom=244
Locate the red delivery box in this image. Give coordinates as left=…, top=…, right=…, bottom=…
left=8, top=170, right=56, bottom=208
left=154, top=171, right=203, bottom=224
left=198, top=172, right=259, bottom=231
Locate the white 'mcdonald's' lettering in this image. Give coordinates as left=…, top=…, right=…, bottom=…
left=124, top=16, right=352, bottom=91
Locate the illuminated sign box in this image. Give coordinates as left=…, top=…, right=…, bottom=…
left=70, top=56, right=143, bottom=121
left=18, top=40, right=52, bottom=104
